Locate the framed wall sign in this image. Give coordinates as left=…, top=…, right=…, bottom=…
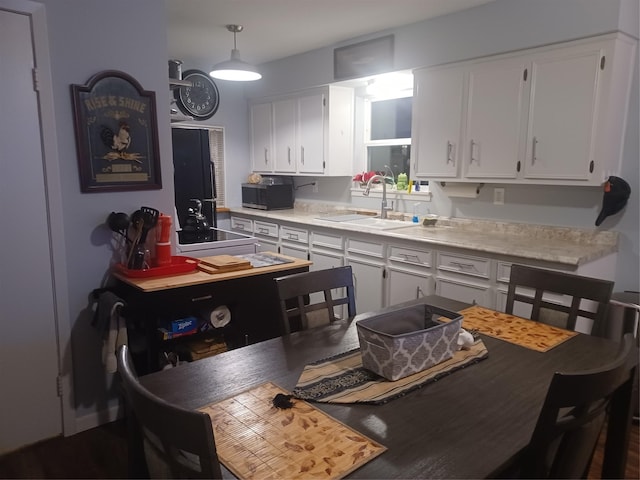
left=71, top=70, right=162, bottom=193
left=334, top=35, right=394, bottom=81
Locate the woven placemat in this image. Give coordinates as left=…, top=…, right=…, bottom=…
left=199, top=382, right=386, bottom=480
left=456, top=305, right=578, bottom=352
left=293, top=339, right=488, bottom=404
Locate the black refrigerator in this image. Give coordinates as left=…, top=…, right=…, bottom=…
left=171, top=128, right=217, bottom=231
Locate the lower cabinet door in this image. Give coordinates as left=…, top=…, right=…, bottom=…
left=346, top=257, right=385, bottom=314
left=436, top=277, right=492, bottom=308
left=387, top=267, right=434, bottom=306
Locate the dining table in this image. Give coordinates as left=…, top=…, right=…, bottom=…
left=138, top=295, right=626, bottom=479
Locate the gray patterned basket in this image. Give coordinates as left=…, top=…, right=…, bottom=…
left=356, top=303, right=463, bottom=381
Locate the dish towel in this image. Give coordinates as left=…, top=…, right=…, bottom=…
left=93, top=291, right=128, bottom=373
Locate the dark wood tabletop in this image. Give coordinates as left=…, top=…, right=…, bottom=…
left=139, top=295, right=622, bottom=479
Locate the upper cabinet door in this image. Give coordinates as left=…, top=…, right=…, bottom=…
left=464, top=58, right=528, bottom=179
left=412, top=65, right=465, bottom=178
left=250, top=102, right=273, bottom=173
left=524, top=46, right=602, bottom=180
left=273, top=98, right=297, bottom=173
left=297, top=93, right=325, bottom=174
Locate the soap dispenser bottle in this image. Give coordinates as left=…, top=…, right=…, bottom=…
left=412, top=203, right=420, bottom=223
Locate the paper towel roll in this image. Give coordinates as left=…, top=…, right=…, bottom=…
left=209, top=305, right=231, bottom=328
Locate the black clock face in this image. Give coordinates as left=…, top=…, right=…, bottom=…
left=176, top=70, right=220, bottom=120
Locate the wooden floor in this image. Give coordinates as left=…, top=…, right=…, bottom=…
left=0, top=419, right=637, bottom=478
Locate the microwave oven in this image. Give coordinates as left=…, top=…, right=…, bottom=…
left=241, top=183, right=294, bottom=210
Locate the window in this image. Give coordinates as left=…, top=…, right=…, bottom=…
left=365, top=95, right=412, bottom=180
left=208, top=127, right=225, bottom=207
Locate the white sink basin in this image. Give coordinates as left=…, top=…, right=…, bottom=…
left=343, top=217, right=410, bottom=230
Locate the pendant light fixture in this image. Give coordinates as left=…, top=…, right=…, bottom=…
left=209, top=24, right=261, bottom=81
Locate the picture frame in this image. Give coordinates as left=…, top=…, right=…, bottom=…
left=71, top=70, right=162, bottom=193
left=334, top=35, right=394, bottom=81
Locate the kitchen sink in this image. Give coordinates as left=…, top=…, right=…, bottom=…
left=316, top=213, right=410, bottom=230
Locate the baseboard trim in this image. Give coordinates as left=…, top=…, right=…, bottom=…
left=73, top=404, right=123, bottom=434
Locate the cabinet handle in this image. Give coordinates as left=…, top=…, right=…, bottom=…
left=446, top=141, right=455, bottom=165
left=450, top=261, right=479, bottom=273
left=287, top=233, right=299, bottom=240
left=402, top=253, right=421, bottom=263
left=470, top=139, right=478, bottom=164
left=235, top=224, right=245, bottom=230
left=301, top=146, right=305, bottom=165
left=287, top=147, right=291, bottom=164
left=531, top=136, right=538, bottom=165
left=258, top=227, right=269, bottom=234
left=191, top=294, right=213, bottom=302
left=263, top=147, right=269, bottom=165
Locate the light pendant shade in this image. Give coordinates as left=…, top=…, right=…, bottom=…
left=210, top=25, right=261, bottom=82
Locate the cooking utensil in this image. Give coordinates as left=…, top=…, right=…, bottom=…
left=106, top=211, right=131, bottom=243
left=139, top=206, right=159, bottom=244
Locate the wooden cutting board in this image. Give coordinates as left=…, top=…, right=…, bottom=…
left=197, top=255, right=252, bottom=274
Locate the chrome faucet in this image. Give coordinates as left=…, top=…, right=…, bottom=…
left=363, top=175, right=394, bottom=218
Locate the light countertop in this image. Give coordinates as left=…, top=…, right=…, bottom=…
left=228, top=206, right=618, bottom=267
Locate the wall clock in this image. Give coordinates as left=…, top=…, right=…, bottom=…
left=175, top=69, right=220, bottom=120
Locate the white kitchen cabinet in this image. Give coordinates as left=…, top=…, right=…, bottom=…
left=253, top=219, right=279, bottom=254
left=412, top=32, right=636, bottom=186
left=436, top=250, right=493, bottom=308
left=345, top=236, right=386, bottom=314
left=412, top=65, right=465, bottom=178
left=273, top=98, right=297, bottom=173
left=230, top=216, right=253, bottom=234
left=250, top=102, right=273, bottom=173
left=523, top=43, right=602, bottom=181
left=463, top=57, right=528, bottom=179
left=249, top=86, right=354, bottom=176
left=279, top=224, right=309, bottom=260
left=309, top=233, right=345, bottom=318
left=386, top=243, right=434, bottom=305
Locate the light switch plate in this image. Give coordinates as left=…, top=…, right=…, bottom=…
left=494, top=188, right=505, bottom=205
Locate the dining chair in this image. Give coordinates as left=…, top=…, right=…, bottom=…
left=274, top=265, right=356, bottom=334
left=116, top=345, right=222, bottom=479
left=515, top=333, right=637, bottom=479
left=505, top=264, right=614, bottom=335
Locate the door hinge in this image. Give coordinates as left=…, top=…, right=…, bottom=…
left=600, top=56, right=605, bottom=70
left=56, top=375, right=63, bottom=397
left=32, top=67, right=40, bottom=92
left=323, top=97, right=326, bottom=107
left=382, top=268, right=387, bottom=279
left=523, top=68, right=528, bottom=81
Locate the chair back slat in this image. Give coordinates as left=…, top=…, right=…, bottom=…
left=275, top=266, right=356, bottom=333
left=505, top=264, right=614, bottom=335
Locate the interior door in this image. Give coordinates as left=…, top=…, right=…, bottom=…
left=171, top=127, right=216, bottom=229
left=0, top=7, right=63, bottom=453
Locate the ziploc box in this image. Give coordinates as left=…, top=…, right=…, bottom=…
left=171, top=316, right=198, bottom=333
left=356, top=302, right=463, bottom=381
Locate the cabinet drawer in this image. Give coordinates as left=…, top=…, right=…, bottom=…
left=388, top=245, right=432, bottom=269
left=253, top=220, right=278, bottom=238
left=346, top=237, right=384, bottom=259
left=437, top=252, right=490, bottom=279
left=311, top=230, right=344, bottom=251
left=280, top=225, right=308, bottom=244
left=230, top=216, right=253, bottom=233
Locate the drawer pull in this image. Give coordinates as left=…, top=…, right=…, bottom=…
left=287, top=233, right=299, bottom=241
left=235, top=224, right=245, bottom=230
left=258, top=227, right=269, bottom=234
left=191, top=294, right=213, bottom=302
left=402, top=253, right=422, bottom=263
left=450, top=261, right=479, bottom=273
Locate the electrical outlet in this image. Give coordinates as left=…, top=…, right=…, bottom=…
left=312, top=182, right=318, bottom=193
left=493, top=188, right=505, bottom=205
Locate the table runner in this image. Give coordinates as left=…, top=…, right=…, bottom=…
left=199, top=382, right=386, bottom=480
left=456, top=305, right=578, bottom=352
left=293, top=339, right=488, bottom=404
